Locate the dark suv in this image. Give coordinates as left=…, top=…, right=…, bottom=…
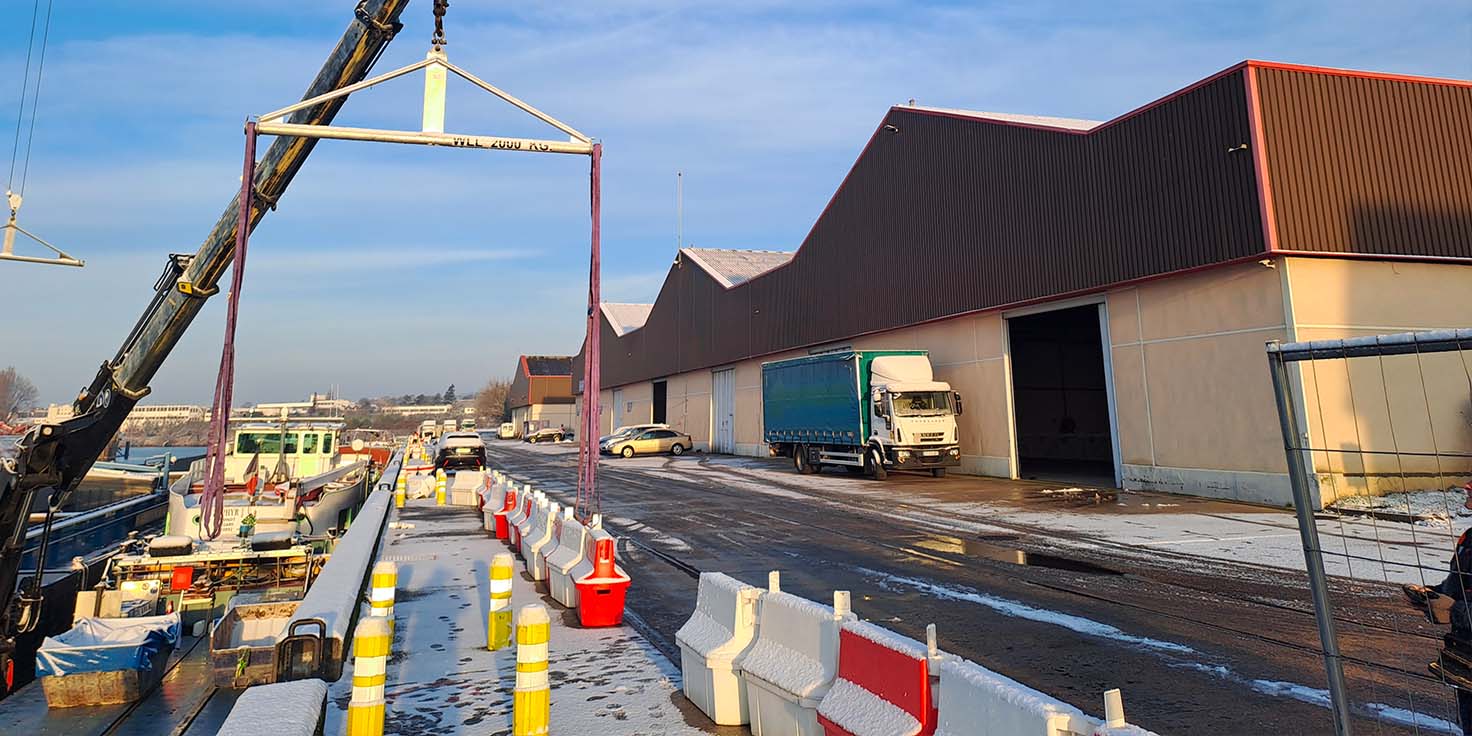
left=436, top=432, right=487, bottom=471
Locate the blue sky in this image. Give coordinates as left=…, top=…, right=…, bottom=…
left=2, top=0, right=1468, bottom=406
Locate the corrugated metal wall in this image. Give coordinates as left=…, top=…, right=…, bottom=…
left=1256, top=67, right=1472, bottom=258
left=589, top=69, right=1267, bottom=390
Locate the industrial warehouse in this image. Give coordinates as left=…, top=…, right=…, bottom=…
left=507, top=355, right=575, bottom=438
left=573, top=60, right=1472, bottom=508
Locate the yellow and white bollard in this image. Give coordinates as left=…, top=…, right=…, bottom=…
left=346, top=615, right=392, bottom=736
left=488, top=552, right=514, bottom=650
left=394, top=468, right=406, bottom=508
left=513, top=604, right=551, bottom=736
left=369, top=560, right=397, bottom=633
left=435, top=468, right=447, bottom=506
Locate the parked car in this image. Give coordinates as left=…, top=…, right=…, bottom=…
left=607, top=428, right=691, bottom=458
left=598, top=423, right=670, bottom=454
left=436, top=432, right=486, bottom=471
left=525, top=427, right=570, bottom=444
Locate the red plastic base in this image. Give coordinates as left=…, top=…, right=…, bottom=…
left=493, top=513, right=510, bottom=540
left=574, top=580, right=630, bottom=627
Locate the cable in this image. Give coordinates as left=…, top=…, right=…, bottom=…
left=18, top=0, right=54, bottom=196
left=7, top=0, right=41, bottom=192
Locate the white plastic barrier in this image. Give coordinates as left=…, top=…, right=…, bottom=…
left=524, top=500, right=559, bottom=581
left=217, top=678, right=328, bottom=736
left=935, top=656, right=1100, bottom=736
left=676, top=572, right=762, bottom=725
left=530, top=506, right=569, bottom=583
left=546, top=514, right=594, bottom=607
left=481, top=474, right=507, bottom=532
left=448, top=469, right=484, bottom=506
left=511, top=491, right=543, bottom=552
left=739, top=587, right=853, bottom=736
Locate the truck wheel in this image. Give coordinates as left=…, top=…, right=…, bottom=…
left=931, top=468, right=947, bottom=478
left=794, top=446, right=810, bottom=474
left=867, top=447, right=888, bottom=480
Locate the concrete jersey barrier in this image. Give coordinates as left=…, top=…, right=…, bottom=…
left=546, top=514, right=591, bottom=607
left=217, top=678, right=329, bottom=736
left=280, top=459, right=395, bottom=681
left=676, top=572, right=762, bottom=725
left=739, top=590, right=853, bottom=736
left=934, top=656, right=1097, bottom=736
left=816, top=619, right=935, bottom=736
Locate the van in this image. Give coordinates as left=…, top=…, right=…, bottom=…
left=498, top=422, right=516, bottom=440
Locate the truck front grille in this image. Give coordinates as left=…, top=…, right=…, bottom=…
left=917, top=432, right=946, bottom=442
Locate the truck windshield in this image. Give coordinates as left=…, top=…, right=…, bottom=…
left=890, top=391, right=951, bottom=417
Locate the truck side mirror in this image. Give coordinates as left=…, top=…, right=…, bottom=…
left=953, top=391, right=964, bottom=415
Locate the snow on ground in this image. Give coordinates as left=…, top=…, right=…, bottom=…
left=1332, top=487, right=1472, bottom=524
left=323, top=503, right=707, bottom=735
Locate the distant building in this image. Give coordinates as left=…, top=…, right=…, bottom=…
left=120, top=403, right=208, bottom=431
left=508, top=356, right=574, bottom=437
left=44, top=404, right=75, bottom=423
left=379, top=404, right=454, bottom=416
left=249, top=392, right=353, bottom=417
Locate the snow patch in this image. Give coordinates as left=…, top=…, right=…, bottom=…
left=817, top=677, right=921, bottom=736
left=843, top=618, right=929, bottom=660
left=862, top=568, right=1194, bottom=655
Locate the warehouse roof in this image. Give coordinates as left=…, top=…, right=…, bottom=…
left=907, top=106, right=1102, bottom=131
left=520, top=355, right=572, bottom=377
left=681, top=248, right=794, bottom=288
left=601, top=303, right=654, bottom=336
left=574, top=61, right=1472, bottom=393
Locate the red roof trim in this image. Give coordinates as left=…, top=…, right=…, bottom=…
left=1243, top=66, right=1281, bottom=254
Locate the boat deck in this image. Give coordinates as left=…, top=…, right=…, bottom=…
left=0, top=634, right=237, bottom=736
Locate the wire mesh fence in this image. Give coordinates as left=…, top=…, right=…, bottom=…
left=1269, top=329, right=1472, bottom=736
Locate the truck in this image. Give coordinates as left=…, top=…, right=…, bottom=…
left=762, top=350, right=963, bottom=479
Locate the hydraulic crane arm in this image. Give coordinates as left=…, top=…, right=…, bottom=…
left=0, top=0, right=411, bottom=688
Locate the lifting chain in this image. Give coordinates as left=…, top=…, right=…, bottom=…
left=431, top=0, right=450, bottom=49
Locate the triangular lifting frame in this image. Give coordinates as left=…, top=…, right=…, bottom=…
left=1, top=192, right=84, bottom=267
left=255, top=48, right=594, bottom=155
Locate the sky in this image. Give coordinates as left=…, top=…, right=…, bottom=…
left=0, top=0, right=1468, bottom=407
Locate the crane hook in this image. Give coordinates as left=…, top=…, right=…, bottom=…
left=431, top=0, right=449, bottom=49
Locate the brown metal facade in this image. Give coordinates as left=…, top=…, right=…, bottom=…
left=509, top=356, right=574, bottom=408
left=1255, top=66, right=1472, bottom=258
left=579, top=64, right=1468, bottom=392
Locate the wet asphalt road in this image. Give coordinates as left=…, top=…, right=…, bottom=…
left=486, top=442, right=1459, bottom=735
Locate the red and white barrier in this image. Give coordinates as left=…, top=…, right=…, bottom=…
left=740, top=584, right=854, bottom=736
left=546, top=513, right=593, bottom=608
left=816, top=619, right=936, bottom=736
left=492, top=483, right=519, bottom=540
left=527, top=504, right=566, bottom=583
left=677, top=572, right=761, bottom=725
left=572, top=524, right=631, bottom=627
left=480, top=474, right=505, bottom=532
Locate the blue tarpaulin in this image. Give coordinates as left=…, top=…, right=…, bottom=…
left=35, top=614, right=180, bottom=677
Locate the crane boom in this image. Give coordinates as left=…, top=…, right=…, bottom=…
left=0, top=0, right=411, bottom=692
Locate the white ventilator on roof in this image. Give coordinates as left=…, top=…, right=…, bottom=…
left=601, top=303, right=654, bottom=336
left=681, top=248, right=794, bottom=288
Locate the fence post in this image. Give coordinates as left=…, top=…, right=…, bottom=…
left=1268, top=342, right=1353, bottom=736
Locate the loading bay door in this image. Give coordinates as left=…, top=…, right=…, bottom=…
left=712, top=368, right=735, bottom=454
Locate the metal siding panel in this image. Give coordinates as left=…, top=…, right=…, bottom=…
left=1258, top=67, right=1472, bottom=257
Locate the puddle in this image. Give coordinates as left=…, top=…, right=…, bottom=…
left=913, top=534, right=1122, bottom=575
